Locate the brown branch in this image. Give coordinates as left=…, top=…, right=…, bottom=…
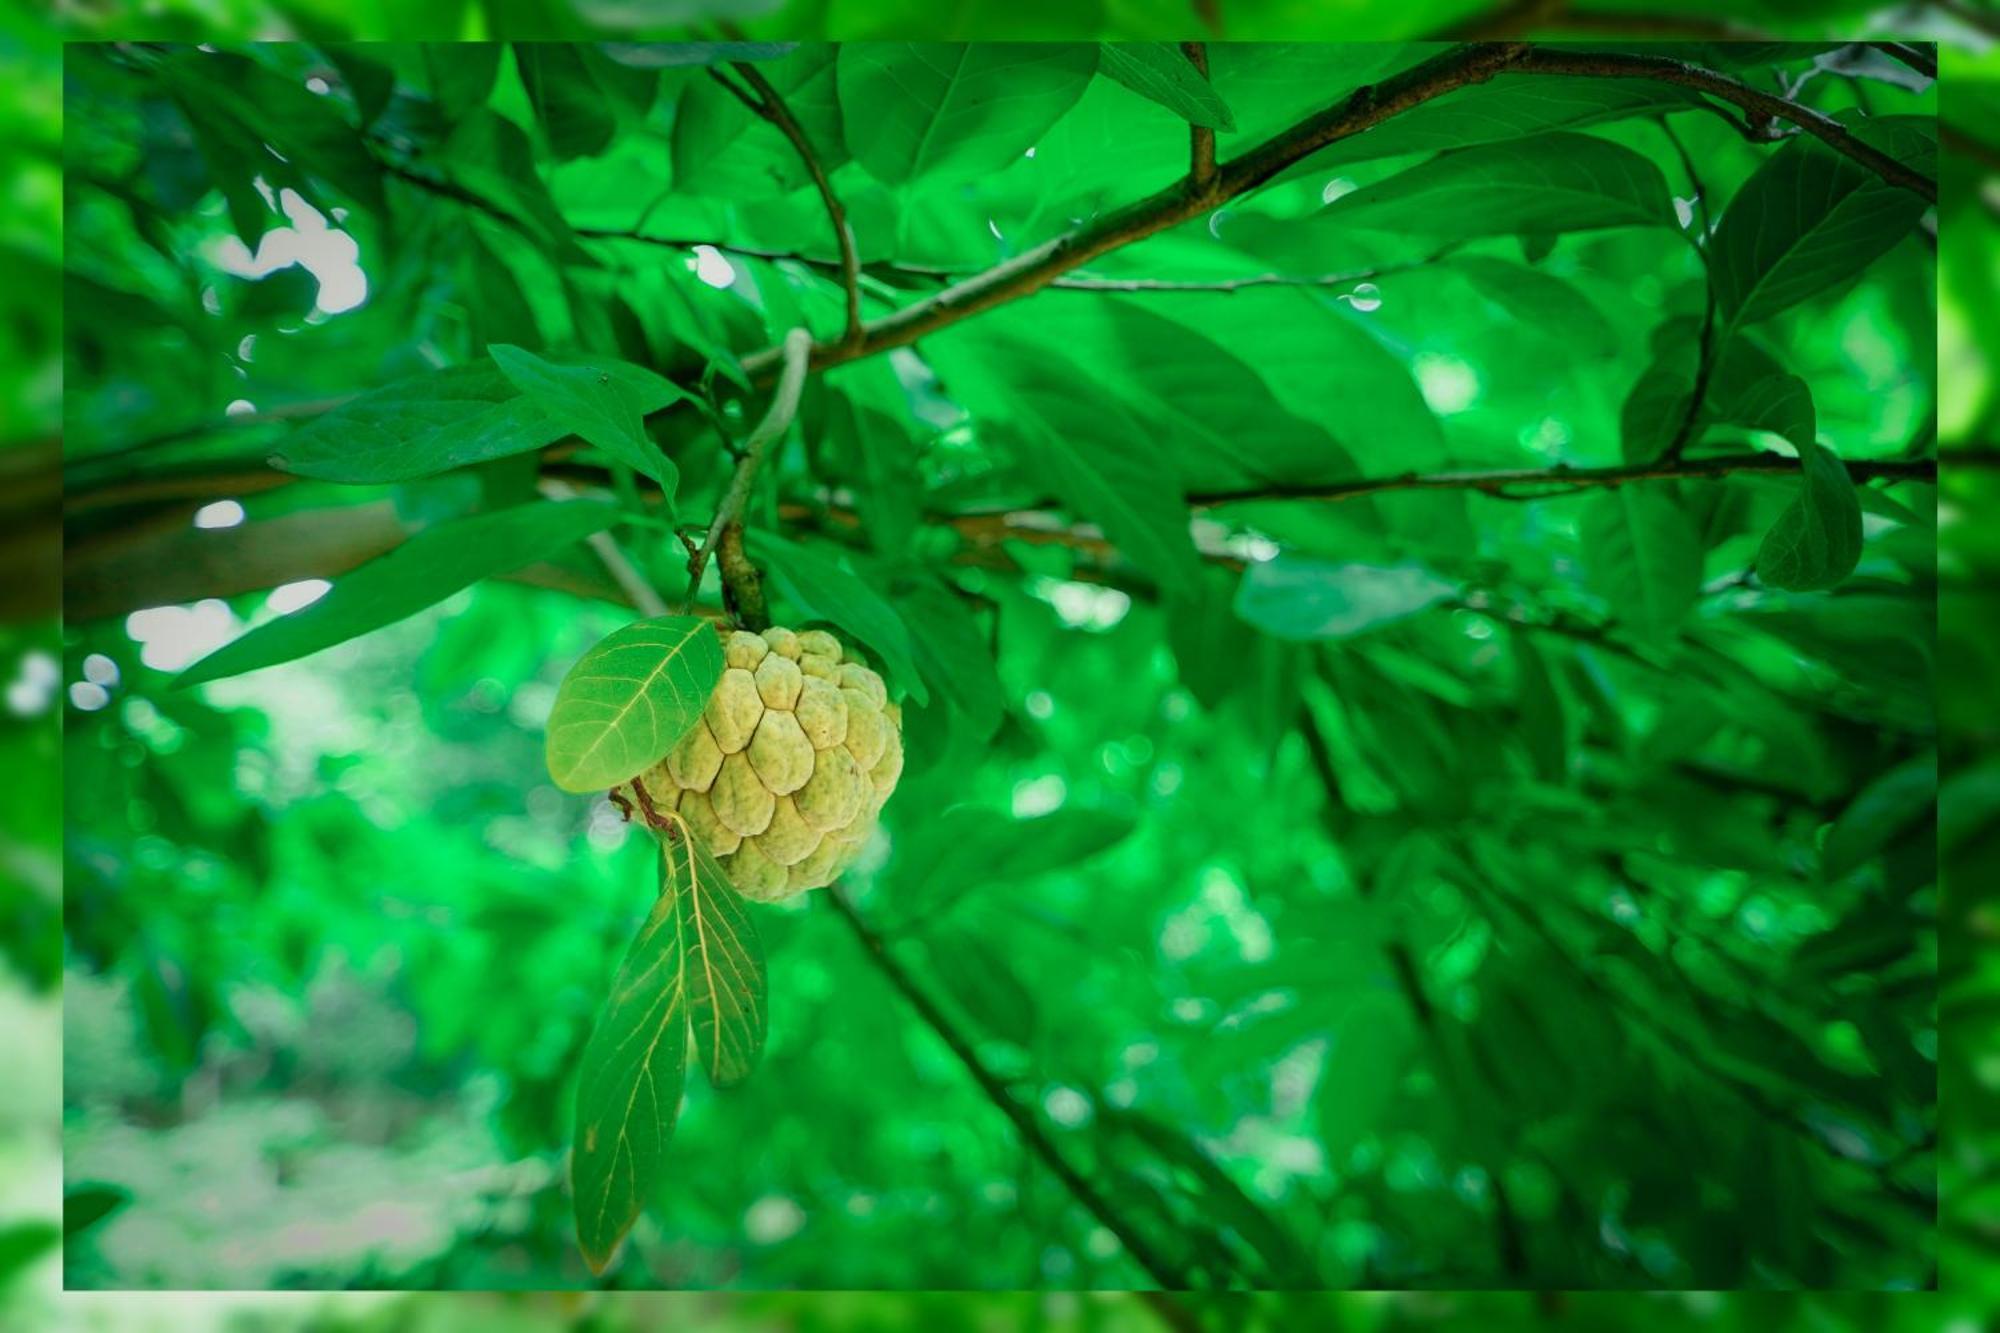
left=580, top=228, right=1436, bottom=294
left=1938, top=0, right=2000, bottom=38
left=1657, top=118, right=1716, bottom=465
left=1868, top=41, right=1937, bottom=82
left=540, top=478, right=668, bottom=617
left=826, top=890, right=1193, bottom=1289
left=727, top=42, right=1536, bottom=388
left=1183, top=452, right=1937, bottom=509
left=1510, top=48, right=1937, bottom=202
left=1182, top=42, right=1216, bottom=194
left=724, top=62, right=865, bottom=348
left=709, top=41, right=1931, bottom=395
left=682, top=327, right=813, bottom=614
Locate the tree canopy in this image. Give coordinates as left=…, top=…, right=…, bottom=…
left=47, top=31, right=1954, bottom=1298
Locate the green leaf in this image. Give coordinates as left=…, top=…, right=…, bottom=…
left=1711, top=137, right=1930, bottom=327
left=1579, top=484, right=1702, bottom=639
left=1296, top=76, right=1698, bottom=173
left=1234, top=557, right=1454, bottom=641
left=886, top=805, right=1135, bottom=923
left=1620, top=322, right=1817, bottom=463
left=419, top=44, right=502, bottom=118
left=1319, top=131, right=1675, bottom=238
left=745, top=531, right=931, bottom=706
left=1705, top=336, right=1817, bottom=454
left=1445, top=255, right=1618, bottom=360
left=1008, top=378, right=1203, bottom=593
left=837, top=44, right=1097, bottom=185
left=0, top=1221, right=60, bottom=1288
left=439, top=109, right=591, bottom=263
left=665, top=827, right=767, bottom=1086
left=1316, top=991, right=1415, bottom=1165
left=1821, top=752, right=1935, bottom=882
left=1096, top=43, right=1235, bottom=131
left=544, top=615, right=725, bottom=793
left=921, top=927, right=1037, bottom=1046
left=63, top=1184, right=129, bottom=1238
left=570, top=870, right=690, bottom=1276
left=516, top=43, right=618, bottom=159
left=273, top=361, right=686, bottom=484
left=672, top=46, right=845, bottom=198
left=1756, top=443, right=1864, bottom=592
left=569, top=823, right=770, bottom=1275
left=488, top=344, right=687, bottom=500
left=896, top=578, right=1004, bottom=741
left=177, top=500, right=620, bottom=688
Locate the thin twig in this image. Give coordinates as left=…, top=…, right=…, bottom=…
left=724, top=62, right=866, bottom=347
left=1182, top=42, right=1217, bottom=195
left=1658, top=117, right=1716, bottom=465
left=539, top=479, right=669, bottom=617
left=1510, top=47, right=1937, bottom=202
left=826, top=889, right=1192, bottom=1289
left=1868, top=41, right=1938, bottom=81
left=579, top=229, right=1438, bottom=294
left=680, top=327, right=814, bottom=614
left=1181, top=452, right=1936, bottom=509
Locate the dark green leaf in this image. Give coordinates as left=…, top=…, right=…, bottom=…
left=838, top=44, right=1097, bottom=185
left=746, top=531, right=930, bottom=706
left=1822, top=752, right=1935, bottom=882
left=1319, top=131, right=1675, bottom=238
left=273, top=360, right=685, bottom=484
left=1579, top=484, right=1702, bottom=639
left=1316, top=991, right=1415, bottom=1164
left=516, top=44, right=618, bottom=159
left=64, top=1184, right=130, bottom=1239
left=672, top=47, right=844, bottom=198
left=1756, top=444, right=1864, bottom=591
left=177, top=501, right=621, bottom=688
left=1711, top=137, right=1930, bottom=327
left=1096, top=44, right=1235, bottom=131
left=489, top=344, right=688, bottom=498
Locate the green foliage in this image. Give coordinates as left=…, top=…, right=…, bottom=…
left=176, top=500, right=621, bottom=687
left=1756, top=443, right=1864, bottom=590
left=1097, top=43, right=1235, bottom=131
left=1320, top=131, right=1676, bottom=237
left=489, top=344, right=689, bottom=496
left=55, top=32, right=1941, bottom=1294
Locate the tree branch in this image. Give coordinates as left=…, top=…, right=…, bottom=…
left=1510, top=47, right=1937, bottom=202
left=580, top=228, right=1437, bottom=295
left=727, top=43, right=1535, bottom=388
left=681, top=327, right=813, bottom=615
left=1868, top=41, right=1938, bottom=82
left=723, top=62, right=866, bottom=348
left=539, top=478, right=668, bottom=617
left=825, top=889, right=1192, bottom=1289
left=711, top=40, right=1931, bottom=394
left=1182, top=42, right=1217, bottom=194
left=1182, top=452, right=1936, bottom=509
left=1657, top=117, right=1716, bottom=465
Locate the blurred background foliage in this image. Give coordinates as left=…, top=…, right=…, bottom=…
left=0, top=0, right=1994, bottom=1329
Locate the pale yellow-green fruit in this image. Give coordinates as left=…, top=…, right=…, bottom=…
left=618, top=623, right=903, bottom=903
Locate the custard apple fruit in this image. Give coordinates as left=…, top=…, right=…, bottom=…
left=618, top=624, right=904, bottom=903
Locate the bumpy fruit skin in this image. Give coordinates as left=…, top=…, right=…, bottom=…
left=619, top=624, right=904, bottom=904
